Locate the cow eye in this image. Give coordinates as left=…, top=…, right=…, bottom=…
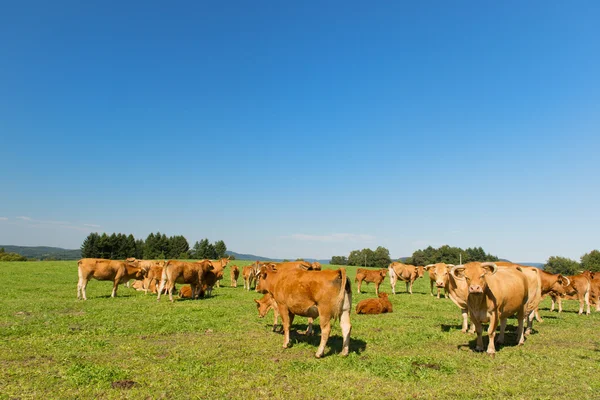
left=465, top=277, right=470, bottom=282
left=480, top=274, right=485, bottom=278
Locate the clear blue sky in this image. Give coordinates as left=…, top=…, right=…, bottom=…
left=1, top=1, right=599, bottom=262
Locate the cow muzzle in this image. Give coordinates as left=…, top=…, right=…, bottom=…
left=436, top=281, right=445, bottom=288
left=469, top=285, right=483, bottom=294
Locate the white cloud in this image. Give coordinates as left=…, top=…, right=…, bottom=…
left=17, top=216, right=32, bottom=221
left=285, top=233, right=376, bottom=243
left=0, top=217, right=7, bottom=221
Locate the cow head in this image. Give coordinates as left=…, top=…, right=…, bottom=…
left=430, top=263, right=452, bottom=288
left=254, top=295, right=273, bottom=318
left=256, top=265, right=276, bottom=294
left=135, top=267, right=148, bottom=280
left=378, top=292, right=389, bottom=299
left=416, top=266, right=425, bottom=278
left=311, top=262, right=322, bottom=271
left=451, top=262, right=497, bottom=294
left=379, top=269, right=387, bottom=278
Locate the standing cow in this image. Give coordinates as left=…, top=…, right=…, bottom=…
left=425, top=263, right=451, bottom=298
left=256, top=265, right=352, bottom=358
left=451, top=262, right=529, bottom=355
left=157, top=260, right=214, bottom=302
left=388, top=262, right=424, bottom=294
left=355, top=268, right=387, bottom=296
left=77, top=258, right=147, bottom=300
left=230, top=265, right=240, bottom=287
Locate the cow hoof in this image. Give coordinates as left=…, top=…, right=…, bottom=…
left=487, top=352, right=495, bottom=358
left=460, top=329, right=467, bottom=334
left=475, top=347, right=484, bottom=352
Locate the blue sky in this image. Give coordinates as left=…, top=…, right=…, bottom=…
left=1, top=1, right=599, bottom=262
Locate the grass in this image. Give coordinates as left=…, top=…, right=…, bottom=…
left=1, top=261, right=599, bottom=399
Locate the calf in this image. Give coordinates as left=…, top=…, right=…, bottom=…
left=355, top=268, right=387, bottom=296
left=242, top=261, right=260, bottom=291
left=425, top=263, right=450, bottom=298
left=356, top=293, right=393, bottom=314
left=388, top=262, right=424, bottom=294
left=255, top=293, right=281, bottom=332
left=157, top=260, right=214, bottom=302
left=144, top=263, right=166, bottom=294
left=452, top=262, right=529, bottom=355
left=77, top=258, right=147, bottom=300
left=550, top=271, right=592, bottom=315
left=208, top=257, right=230, bottom=288
left=230, top=265, right=240, bottom=287
left=256, top=265, right=352, bottom=358
left=179, top=285, right=193, bottom=298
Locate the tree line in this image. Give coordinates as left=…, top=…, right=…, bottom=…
left=0, top=247, right=28, bottom=261
left=331, top=245, right=498, bottom=268
left=544, top=250, right=600, bottom=275
left=80, top=232, right=229, bottom=260
left=331, top=246, right=392, bottom=268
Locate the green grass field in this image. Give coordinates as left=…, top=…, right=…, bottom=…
left=1, top=261, right=599, bottom=399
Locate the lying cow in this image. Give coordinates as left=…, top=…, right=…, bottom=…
left=179, top=285, right=193, bottom=298
left=355, top=268, right=387, bottom=296
left=356, top=293, right=393, bottom=314
left=230, top=265, right=240, bottom=287
left=77, top=258, right=147, bottom=300
left=451, top=262, right=528, bottom=355
left=157, top=260, right=214, bottom=302
left=256, top=265, right=352, bottom=358
left=388, top=262, right=424, bottom=294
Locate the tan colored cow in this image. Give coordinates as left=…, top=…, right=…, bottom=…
left=77, top=258, right=147, bottom=300
left=157, top=260, right=214, bottom=302
left=230, top=265, right=240, bottom=287
left=446, top=263, right=475, bottom=333
left=356, top=293, right=393, bottom=314
left=388, top=262, right=424, bottom=294
left=425, top=263, right=451, bottom=298
left=451, top=262, right=528, bottom=355
left=207, top=257, right=230, bottom=288
left=143, top=262, right=167, bottom=294
left=589, top=273, right=600, bottom=312
left=242, top=261, right=260, bottom=291
left=255, top=293, right=281, bottom=332
left=536, top=270, right=570, bottom=320
left=549, top=271, right=592, bottom=315
left=256, top=265, right=352, bottom=358
left=355, top=268, right=387, bottom=296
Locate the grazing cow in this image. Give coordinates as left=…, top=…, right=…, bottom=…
left=356, top=293, right=393, bottom=314
left=230, top=265, right=240, bottom=287
left=425, top=263, right=451, bottom=298
left=446, top=263, right=475, bottom=333
left=157, top=260, right=214, bottom=302
left=255, top=293, right=281, bottom=332
left=355, top=268, right=387, bottom=296
left=549, top=271, right=592, bottom=315
left=451, top=262, right=529, bottom=355
left=495, top=262, right=542, bottom=335
left=77, top=258, right=147, bottom=300
left=388, top=262, right=424, bottom=294
left=256, top=265, right=352, bottom=358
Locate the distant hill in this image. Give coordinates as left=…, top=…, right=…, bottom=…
left=0, top=245, right=81, bottom=260
left=225, top=251, right=329, bottom=264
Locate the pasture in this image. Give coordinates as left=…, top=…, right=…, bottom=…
left=1, top=261, right=599, bottom=399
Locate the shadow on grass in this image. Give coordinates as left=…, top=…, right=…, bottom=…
left=456, top=324, right=529, bottom=354
left=275, top=324, right=367, bottom=357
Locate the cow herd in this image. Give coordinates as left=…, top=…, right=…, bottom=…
left=76, top=257, right=600, bottom=358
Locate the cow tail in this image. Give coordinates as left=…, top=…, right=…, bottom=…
left=333, top=268, right=348, bottom=321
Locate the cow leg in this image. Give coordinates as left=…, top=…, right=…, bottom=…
left=389, top=269, right=396, bottom=295
left=585, top=291, right=590, bottom=315
left=497, top=318, right=507, bottom=344
left=78, top=278, right=89, bottom=301
left=486, top=315, right=499, bottom=355
left=280, top=307, right=293, bottom=348
left=272, top=307, right=280, bottom=332
left=550, top=296, right=555, bottom=312
left=460, top=309, right=469, bottom=333
left=356, top=279, right=362, bottom=294
left=525, top=310, right=535, bottom=336
left=304, top=318, right=314, bottom=336
left=436, top=287, right=440, bottom=299
left=111, top=280, right=119, bottom=298
left=409, top=281, right=414, bottom=295
left=430, top=280, right=434, bottom=296
left=405, top=281, right=409, bottom=294
left=315, top=313, right=332, bottom=358
left=473, top=318, right=484, bottom=352
left=339, top=290, right=352, bottom=356
left=516, top=308, right=525, bottom=346
left=375, top=282, right=380, bottom=297
left=168, top=282, right=176, bottom=302
left=535, top=307, right=543, bottom=323
left=157, top=279, right=167, bottom=301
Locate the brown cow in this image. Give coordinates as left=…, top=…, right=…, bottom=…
left=143, top=262, right=167, bottom=294
left=549, top=271, right=592, bottom=315
left=589, top=273, right=600, bottom=312
left=207, top=257, right=230, bottom=288
left=495, top=262, right=542, bottom=335
left=355, top=268, right=387, bottom=296
left=255, top=293, right=281, bottom=332
left=256, top=265, right=352, bottom=358
left=425, top=263, right=450, bottom=298
left=356, top=293, right=393, bottom=314
left=388, top=262, right=424, bottom=294
left=77, top=258, right=147, bottom=300
left=446, top=263, right=475, bottom=333
left=242, top=261, right=261, bottom=291
left=230, top=265, right=240, bottom=287
left=179, top=285, right=193, bottom=298
left=203, top=267, right=224, bottom=297
left=451, top=262, right=528, bottom=355
left=156, top=260, right=214, bottom=302
left=535, top=270, right=570, bottom=320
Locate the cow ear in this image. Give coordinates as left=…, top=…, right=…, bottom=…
left=254, top=299, right=259, bottom=304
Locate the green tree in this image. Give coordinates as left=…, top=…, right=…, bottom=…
left=372, top=246, right=392, bottom=268
left=544, top=256, right=580, bottom=275
left=214, top=240, right=227, bottom=259
left=81, top=233, right=100, bottom=258
left=135, top=239, right=145, bottom=259
left=581, top=250, right=600, bottom=272
left=169, top=235, right=190, bottom=259
left=97, top=233, right=110, bottom=259
left=330, top=256, right=348, bottom=265
left=144, top=233, right=157, bottom=259
left=347, top=250, right=362, bottom=266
